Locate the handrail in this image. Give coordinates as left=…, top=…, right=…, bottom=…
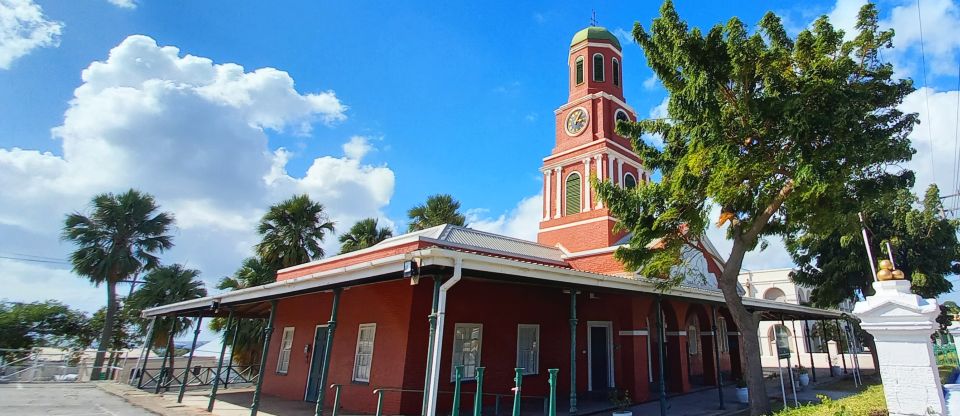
left=370, top=386, right=547, bottom=416
left=330, top=384, right=342, bottom=416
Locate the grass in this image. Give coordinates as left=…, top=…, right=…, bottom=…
left=771, top=384, right=886, bottom=416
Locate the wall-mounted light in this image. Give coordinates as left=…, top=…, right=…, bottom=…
left=404, top=258, right=421, bottom=285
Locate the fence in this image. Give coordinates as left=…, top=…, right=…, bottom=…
left=136, top=364, right=260, bottom=390
left=0, top=348, right=127, bottom=383
left=935, top=343, right=959, bottom=368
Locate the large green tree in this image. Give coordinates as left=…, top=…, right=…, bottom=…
left=339, top=218, right=393, bottom=254
left=62, top=189, right=174, bottom=379
left=406, top=194, right=466, bottom=232
left=209, top=257, right=277, bottom=367
left=256, top=194, right=335, bottom=269
left=597, top=3, right=915, bottom=414
left=0, top=300, right=90, bottom=352
left=126, top=264, right=207, bottom=377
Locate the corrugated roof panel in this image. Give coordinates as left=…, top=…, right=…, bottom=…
left=437, top=225, right=565, bottom=262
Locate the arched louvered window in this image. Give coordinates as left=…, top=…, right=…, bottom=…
left=612, top=58, right=620, bottom=86
left=593, top=54, right=604, bottom=82
left=565, top=173, right=582, bottom=215
left=623, top=173, right=637, bottom=189
left=575, top=57, right=584, bottom=85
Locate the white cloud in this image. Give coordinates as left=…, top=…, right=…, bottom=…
left=900, top=87, right=960, bottom=199
left=0, top=35, right=393, bottom=311
left=612, top=27, right=635, bottom=45
left=106, top=0, right=136, bottom=9
left=342, top=135, right=374, bottom=160
left=467, top=195, right=543, bottom=242
left=0, top=0, right=63, bottom=69
left=642, top=75, right=659, bottom=90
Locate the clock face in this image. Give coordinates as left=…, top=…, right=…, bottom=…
left=565, top=108, right=588, bottom=136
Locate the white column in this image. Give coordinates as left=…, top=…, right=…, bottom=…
left=582, top=159, right=591, bottom=212
left=617, top=159, right=625, bottom=184
left=609, top=156, right=616, bottom=185
left=854, top=268, right=945, bottom=416
left=594, top=154, right=604, bottom=208
left=543, top=170, right=551, bottom=221
left=554, top=167, right=562, bottom=218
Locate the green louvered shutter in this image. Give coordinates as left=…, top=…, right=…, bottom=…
left=565, top=173, right=581, bottom=215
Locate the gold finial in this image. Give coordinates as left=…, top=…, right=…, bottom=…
left=877, top=259, right=904, bottom=281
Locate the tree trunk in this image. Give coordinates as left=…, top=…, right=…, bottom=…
left=90, top=280, right=117, bottom=381
left=718, top=241, right=772, bottom=416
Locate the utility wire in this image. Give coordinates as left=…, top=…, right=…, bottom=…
left=0, top=255, right=70, bottom=265
left=917, top=0, right=938, bottom=189
left=953, top=58, right=960, bottom=214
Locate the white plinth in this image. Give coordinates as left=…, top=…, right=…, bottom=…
left=853, top=280, right=945, bottom=416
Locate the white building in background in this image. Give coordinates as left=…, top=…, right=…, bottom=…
left=738, top=268, right=871, bottom=373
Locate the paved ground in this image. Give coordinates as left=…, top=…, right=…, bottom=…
left=0, top=383, right=161, bottom=416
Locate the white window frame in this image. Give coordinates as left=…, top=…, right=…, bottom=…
left=276, top=327, right=295, bottom=374
left=352, top=323, right=377, bottom=383
left=516, top=324, right=540, bottom=375
left=452, top=323, right=483, bottom=381
left=612, top=57, right=620, bottom=86
left=592, top=53, right=605, bottom=82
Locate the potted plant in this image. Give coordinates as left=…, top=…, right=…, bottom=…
left=735, top=379, right=749, bottom=404
left=796, top=365, right=810, bottom=387
left=608, top=388, right=632, bottom=416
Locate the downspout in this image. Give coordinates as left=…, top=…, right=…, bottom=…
left=315, top=288, right=342, bottom=416
left=422, top=276, right=442, bottom=416
left=425, top=256, right=463, bottom=416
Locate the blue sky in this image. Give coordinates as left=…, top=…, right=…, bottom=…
left=2, top=0, right=960, bottom=329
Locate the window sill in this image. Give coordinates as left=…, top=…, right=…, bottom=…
left=352, top=380, right=370, bottom=385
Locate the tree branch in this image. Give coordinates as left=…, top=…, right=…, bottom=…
left=743, top=179, right=795, bottom=245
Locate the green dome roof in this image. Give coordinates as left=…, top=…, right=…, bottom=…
left=570, top=26, right=622, bottom=50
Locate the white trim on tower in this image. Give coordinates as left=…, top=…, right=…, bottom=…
left=594, top=154, right=604, bottom=209
left=582, top=158, right=591, bottom=212
left=543, top=169, right=552, bottom=221
left=553, top=167, right=562, bottom=218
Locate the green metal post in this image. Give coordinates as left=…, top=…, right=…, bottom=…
left=547, top=369, right=558, bottom=416
left=250, top=300, right=277, bottom=416
left=207, top=310, right=234, bottom=412
left=511, top=368, right=523, bottom=416
left=136, top=316, right=157, bottom=389
left=473, top=367, right=485, bottom=416
left=315, top=288, right=342, bottom=416
left=225, top=317, right=240, bottom=389
left=835, top=320, right=848, bottom=374
left=422, top=276, right=441, bottom=416
left=331, top=385, right=341, bottom=416
left=803, top=320, right=816, bottom=383
left=155, top=317, right=177, bottom=394
left=452, top=365, right=463, bottom=416
left=710, top=305, right=724, bottom=410
left=655, top=296, right=667, bottom=416
left=177, top=314, right=204, bottom=403
left=375, top=390, right=385, bottom=416
left=569, top=291, right=578, bottom=415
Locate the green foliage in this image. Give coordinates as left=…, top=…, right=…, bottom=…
left=773, top=385, right=886, bottom=416
left=0, top=300, right=91, bottom=350
left=790, top=185, right=959, bottom=308
left=209, top=257, right=276, bottom=367
left=126, top=264, right=208, bottom=347
left=256, top=194, right=335, bottom=269
left=84, top=303, right=139, bottom=350
left=406, top=194, right=466, bottom=232
left=339, top=218, right=393, bottom=254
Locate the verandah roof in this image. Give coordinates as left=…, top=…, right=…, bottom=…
left=140, top=246, right=844, bottom=321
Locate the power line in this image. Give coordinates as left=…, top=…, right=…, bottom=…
left=0, top=255, right=70, bottom=265
left=917, top=0, right=937, bottom=188
left=953, top=58, right=960, bottom=213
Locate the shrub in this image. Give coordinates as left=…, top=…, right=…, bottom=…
left=773, top=385, right=886, bottom=415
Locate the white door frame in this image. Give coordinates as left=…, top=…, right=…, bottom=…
left=303, top=324, right=329, bottom=401
left=586, top=321, right=615, bottom=391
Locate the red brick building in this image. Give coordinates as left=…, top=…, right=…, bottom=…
left=142, top=26, right=839, bottom=416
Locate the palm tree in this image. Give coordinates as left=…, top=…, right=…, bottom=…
left=208, top=257, right=276, bottom=367
left=126, top=265, right=207, bottom=379
left=255, top=194, right=335, bottom=269
left=407, top=194, right=466, bottom=232
left=62, top=189, right=174, bottom=379
left=339, top=218, right=393, bottom=254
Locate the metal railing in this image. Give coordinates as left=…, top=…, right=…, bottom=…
left=0, top=348, right=127, bottom=383
left=936, top=343, right=959, bottom=368
left=137, top=364, right=260, bottom=390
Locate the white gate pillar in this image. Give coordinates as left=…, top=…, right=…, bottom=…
left=853, top=260, right=945, bottom=416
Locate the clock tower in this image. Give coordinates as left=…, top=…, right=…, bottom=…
left=537, top=26, right=650, bottom=273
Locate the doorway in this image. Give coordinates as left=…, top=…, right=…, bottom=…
left=588, top=322, right=613, bottom=392
left=304, top=325, right=329, bottom=402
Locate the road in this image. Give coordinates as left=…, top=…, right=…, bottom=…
left=0, top=383, right=156, bottom=415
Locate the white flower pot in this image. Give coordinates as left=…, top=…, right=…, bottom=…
left=736, top=387, right=749, bottom=404
left=798, top=373, right=810, bottom=386
left=612, top=411, right=632, bottom=416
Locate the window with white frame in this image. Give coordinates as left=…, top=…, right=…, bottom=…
left=352, top=323, right=376, bottom=382
left=516, top=325, right=539, bottom=375
left=452, top=323, right=483, bottom=380
left=276, top=327, right=295, bottom=374
left=687, top=323, right=699, bottom=355
left=717, top=317, right=729, bottom=353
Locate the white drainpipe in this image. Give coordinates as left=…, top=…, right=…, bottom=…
left=425, top=255, right=463, bottom=416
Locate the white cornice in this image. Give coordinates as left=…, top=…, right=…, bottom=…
left=570, top=42, right=623, bottom=56
left=555, top=92, right=637, bottom=117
